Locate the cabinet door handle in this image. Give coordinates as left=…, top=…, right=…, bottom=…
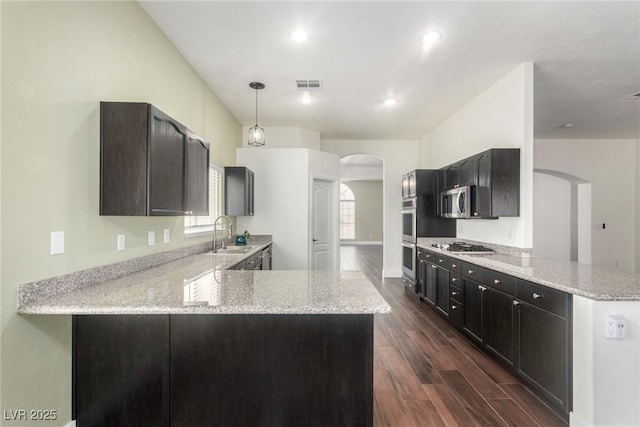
left=494, top=279, right=502, bottom=285
left=438, top=259, right=445, bottom=263
left=183, top=210, right=193, bottom=215
left=513, top=300, right=520, bottom=306
left=451, top=291, right=459, bottom=296
left=451, top=277, right=457, bottom=282
left=533, top=292, right=542, bottom=299
left=451, top=305, right=459, bottom=310
left=468, top=269, right=474, bottom=274
left=478, top=285, right=487, bottom=292
left=431, top=265, right=437, bottom=269
left=452, top=263, right=457, bottom=268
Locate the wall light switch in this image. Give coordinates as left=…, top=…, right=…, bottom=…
left=148, top=230, right=156, bottom=246
left=117, top=234, right=125, bottom=251
left=163, top=229, right=170, bottom=244
left=51, top=231, right=65, bottom=255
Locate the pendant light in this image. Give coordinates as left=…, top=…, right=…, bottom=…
left=248, top=82, right=265, bottom=146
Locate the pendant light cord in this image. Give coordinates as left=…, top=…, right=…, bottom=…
left=255, top=88, right=259, bottom=126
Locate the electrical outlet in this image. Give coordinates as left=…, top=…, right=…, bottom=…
left=604, top=314, right=625, bottom=339
left=148, top=230, right=156, bottom=246
left=163, top=229, right=170, bottom=243
left=117, top=234, right=125, bottom=251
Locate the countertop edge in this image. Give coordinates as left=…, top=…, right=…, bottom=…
left=417, top=242, right=640, bottom=301
left=17, top=237, right=273, bottom=311
left=18, top=305, right=392, bottom=316
left=17, top=238, right=393, bottom=316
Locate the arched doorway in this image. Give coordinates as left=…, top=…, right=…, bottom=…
left=339, top=154, right=384, bottom=272
left=533, top=169, right=591, bottom=264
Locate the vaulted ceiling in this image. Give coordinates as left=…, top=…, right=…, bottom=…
left=139, top=1, right=640, bottom=140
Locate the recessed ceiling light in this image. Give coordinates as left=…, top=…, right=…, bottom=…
left=300, top=93, right=313, bottom=104
left=290, top=30, right=309, bottom=43
left=420, top=31, right=442, bottom=46
left=384, top=98, right=397, bottom=106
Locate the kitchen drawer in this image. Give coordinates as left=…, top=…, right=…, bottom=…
left=449, top=300, right=463, bottom=327
left=449, top=273, right=462, bottom=290
left=448, top=258, right=462, bottom=274
left=449, top=285, right=462, bottom=303
left=422, top=250, right=436, bottom=262
left=462, top=262, right=484, bottom=282
left=516, top=279, right=569, bottom=318
left=485, top=270, right=516, bottom=295
left=232, top=260, right=247, bottom=270
left=435, top=254, right=451, bottom=268
left=403, top=276, right=420, bottom=299
left=245, top=254, right=259, bottom=270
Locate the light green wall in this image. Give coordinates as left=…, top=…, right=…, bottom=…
left=343, top=181, right=383, bottom=241
left=1, top=1, right=241, bottom=424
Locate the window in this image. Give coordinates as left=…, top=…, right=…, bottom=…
left=340, top=182, right=355, bottom=240
left=184, top=165, right=223, bottom=235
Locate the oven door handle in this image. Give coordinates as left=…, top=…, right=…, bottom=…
left=401, top=242, right=415, bottom=249
left=401, top=208, right=416, bottom=214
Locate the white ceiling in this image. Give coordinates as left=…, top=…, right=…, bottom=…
left=139, top=1, right=640, bottom=141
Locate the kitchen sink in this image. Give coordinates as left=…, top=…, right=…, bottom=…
left=212, top=245, right=254, bottom=254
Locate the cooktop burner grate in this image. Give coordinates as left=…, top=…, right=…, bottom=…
left=432, top=242, right=495, bottom=255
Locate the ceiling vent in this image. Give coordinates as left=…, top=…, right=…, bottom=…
left=624, top=92, right=640, bottom=100
left=296, top=79, right=322, bottom=91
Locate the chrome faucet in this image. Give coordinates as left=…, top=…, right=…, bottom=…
left=213, top=215, right=233, bottom=252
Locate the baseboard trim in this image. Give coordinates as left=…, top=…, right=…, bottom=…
left=383, top=269, right=402, bottom=278
left=341, top=241, right=383, bottom=246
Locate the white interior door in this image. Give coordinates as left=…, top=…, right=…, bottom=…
left=311, top=179, right=333, bottom=270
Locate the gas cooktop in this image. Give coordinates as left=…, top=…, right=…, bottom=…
left=431, top=242, right=495, bottom=255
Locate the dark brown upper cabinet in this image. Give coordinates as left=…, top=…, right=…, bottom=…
left=184, top=133, right=210, bottom=216
left=439, top=148, right=519, bottom=218
left=100, top=102, right=210, bottom=216
left=224, top=166, right=254, bottom=216
left=475, top=149, right=520, bottom=218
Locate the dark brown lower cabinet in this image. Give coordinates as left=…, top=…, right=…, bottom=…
left=516, top=301, right=570, bottom=413
left=424, top=261, right=437, bottom=305
left=73, top=315, right=170, bottom=427
left=484, top=287, right=516, bottom=368
left=462, top=278, right=484, bottom=343
left=74, top=314, right=374, bottom=427
left=435, top=266, right=449, bottom=317
left=416, top=248, right=571, bottom=420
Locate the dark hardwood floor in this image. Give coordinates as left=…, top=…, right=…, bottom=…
left=340, top=244, right=568, bottom=427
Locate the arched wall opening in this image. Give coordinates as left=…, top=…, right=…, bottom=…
left=533, top=168, right=591, bottom=264
left=339, top=154, right=384, bottom=271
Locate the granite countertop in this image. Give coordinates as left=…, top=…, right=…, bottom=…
left=18, top=242, right=391, bottom=315
left=417, top=239, right=640, bottom=301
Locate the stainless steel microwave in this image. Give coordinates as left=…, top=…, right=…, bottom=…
left=441, top=186, right=474, bottom=218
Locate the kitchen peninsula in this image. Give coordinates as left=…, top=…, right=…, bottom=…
left=18, top=241, right=390, bottom=427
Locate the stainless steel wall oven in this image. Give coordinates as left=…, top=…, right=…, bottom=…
left=401, top=198, right=417, bottom=243
left=401, top=241, right=416, bottom=280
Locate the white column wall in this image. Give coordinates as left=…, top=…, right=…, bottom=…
left=419, top=63, right=534, bottom=248
left=236, top=148, right=340, bottom=270
left=572, top=296, right=640, bottom=427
